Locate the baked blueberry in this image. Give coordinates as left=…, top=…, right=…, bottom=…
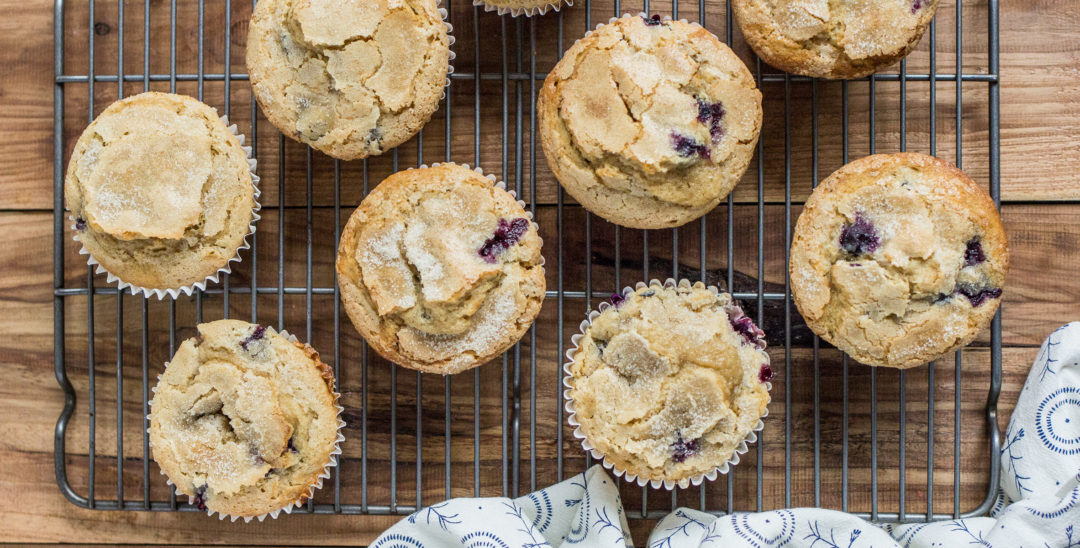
left=478, top=218, right=530, bottom=263
left=839, top=214, right=879, bottom=256
left=964, top=237, right=986, bottom=267
left=759, top=363, right=773, bottom=383
left=670, top=132, right=711, bottom=160
left=696, top=99, right=726, bottom=143
left=240, top=325, right=267, bottom=351
left=671, top=434, right=699, bottom=463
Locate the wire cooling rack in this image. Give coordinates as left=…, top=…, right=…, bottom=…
left=53, top=0, right=1002, bottom=534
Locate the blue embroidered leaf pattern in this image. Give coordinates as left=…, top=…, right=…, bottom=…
left=649, top=510, right=708, bottom=548
left=500, top=501, right=550, bottom=548
left=1001, top=427, right=1033, bottom=494
left=420, top=501, right=461, bottom=531
left=948, top=520, right=992, bottom=546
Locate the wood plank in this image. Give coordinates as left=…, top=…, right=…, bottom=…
left=5, top=0, right=1080, bottom=544
left=0, top=0, right=54, bottom=210
left=1, top=199, right=1068, bottom=543
left=14, top=0, right=1074, bottom=213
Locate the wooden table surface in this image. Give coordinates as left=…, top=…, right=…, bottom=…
left=3, top=0, right=1079, bottom=545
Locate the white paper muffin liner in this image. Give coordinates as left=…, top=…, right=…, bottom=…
left=473, top=0, right=573, bottom=18
left=437, top=2, right=457, bottom=97
left=562, top=278, right=771, bottom=490
left=148, top=327, right=345, bottom=522
left=70, top=114, right=261, bottom=300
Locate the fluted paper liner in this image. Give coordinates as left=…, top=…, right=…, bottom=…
left=437, top=2, right=457, bottom=97
left=148, top=327, right=345, bottom=522
left=70, top=114, right=261, bottom=300
left=474, top=0, right=573, bottom=18
left=562, top=278, right=771, bottom=490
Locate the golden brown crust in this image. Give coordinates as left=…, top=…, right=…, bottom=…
left=336, top=163, right=546, bottom=374
left=732, top=0, right=939, bottom=79
left=790, top=153, right=1008, bottom=369
left=64, top=91, right=256, bottom=292
left=149, top=320, right=340, bottom=518
left=538, top=15, right=762, bottom=229
left=566, top=280, right=770, bottom=485
left=246, top=0, right=451, bottom=160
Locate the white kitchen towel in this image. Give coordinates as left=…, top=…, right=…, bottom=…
left=371, top=323, right=1080, bottom=547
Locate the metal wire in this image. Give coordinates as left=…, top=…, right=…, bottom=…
left=52, top=0, right=1003, bottom=527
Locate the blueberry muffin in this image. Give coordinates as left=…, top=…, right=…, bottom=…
left=149, top=320, right=342, bottom=519
left=336, top=163, right=545, bottom=374
left=732, top=0, right=939, bottom=79
left=474, top=0, right=569, bottom=17
left=247, top=0, right=452, bottom=160
left=537, top=14, right=763, bottom=229
left=64, top=92, right=257, bottom=297
left=790, top=153, right=1008, bottom=369
left=565, top=280, right=771, bottom=488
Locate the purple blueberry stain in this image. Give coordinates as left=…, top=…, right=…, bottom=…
left=240, top=325, right=266, bottom=351
left=478, top=217, right=530, bottom=264
left=75, top=217, right=87, bottom=231
left=192, top=485, right=207, bottom=510
left=839, top=214, right=880, bottom=256
left=696, top=98, right=726, bottom=143
left=957, top=284, right=1003, bottom=307
left=963, top=237, right=986, bottom=267
left=671, top=434, right=699, bottom=463
left=641, top=14, right=664, bottom=26
left=670, top=132, right=710, bottom=160
left=759, top=363, right=773, bottom=383
left=725, top=303, right=766, bottom=349
left=911, top=0, right=923, bottom=13
left=609, top=292, right=626, bottom=307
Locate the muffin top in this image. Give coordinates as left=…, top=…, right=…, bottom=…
left=538, top=15, right=762, bottom=229
left=566, top=280, right=771, bottom=487
left=732, top=0, right=939, bottom=79
left=64, top=92, right=256, bottom=295
left=790, top=153, right=1008, bottom=368
left=247, top=0, right=452, bottom=160
left=149, top=320, right=341, bottom=519
left=336, top=163, right=546, bottom=374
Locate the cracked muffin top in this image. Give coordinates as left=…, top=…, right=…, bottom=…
left=64, top=92, right=256, bottom=295
left=790, top=153, right=1008, bottom=369
left=732, top=0, right=939, bottom=79
left=566, top=280, right=771, bottom=487
left=538, top=15, right=762, bottom=229
left=149, top=320, right=341, bottom=519
left=247, top=0, right=452, bottom=160
left=336, top=163, right=546, bottom=374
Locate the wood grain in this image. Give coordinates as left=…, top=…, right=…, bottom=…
left=3, top=0, right=1080, bottom=545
